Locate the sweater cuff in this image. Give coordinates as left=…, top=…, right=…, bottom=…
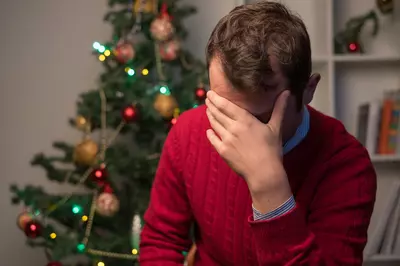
left=248, top=206, right=310, bottom=251
left=252, top=195, right=296, bottom=221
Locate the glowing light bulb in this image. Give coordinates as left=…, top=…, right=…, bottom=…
left=104, top=50, right=111, bottom=56
left=99, top=55, right=106, bottom=61
left=97, top=262, right=105, bottom=266
left=142, top=69, right=149, bottom=75
left=160, top=86, right=168, bottom=94
left=127, top=69, right=135, bottom=76
left=92, top=42, right=101, bottom=50
left=132, top=249, right=138, bottom=255
left=98, top=46, right=106, bottom=53
left=81, top=215, right=88, bottom=222
left=77, top=243, right=86, bottom=253
left=72, top=205, right=82, bottom=214
left=50, top=233, right=57, bottom=239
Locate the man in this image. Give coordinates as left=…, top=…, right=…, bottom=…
left=140, top=1, right=377, bottom=265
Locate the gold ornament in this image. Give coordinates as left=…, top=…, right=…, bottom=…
left=17, top=212, right=33, bottom=230
left=96, top=192, right=120, bottom=217
left=75, top=115, right=90, bottom=131
left=134, top=0, right=156, bottom=13
left=73, top=139, right=99, bottom=166
left=153, top=93, right=178, bottom=118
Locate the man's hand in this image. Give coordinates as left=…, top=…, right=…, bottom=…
left=205, top=90, right=292, bottom=213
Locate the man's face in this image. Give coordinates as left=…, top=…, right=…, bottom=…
left=208, top=56, right=317, bottom=142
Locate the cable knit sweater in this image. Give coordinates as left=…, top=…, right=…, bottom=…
left=140, top=105, right=377, bottom=266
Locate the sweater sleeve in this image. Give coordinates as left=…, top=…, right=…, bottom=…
left=248, top=146, right=377, bottom=265
left=139, top=124, right=193, bottom=265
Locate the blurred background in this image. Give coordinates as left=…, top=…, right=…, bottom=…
left=0, top=0, right=399, bottom=265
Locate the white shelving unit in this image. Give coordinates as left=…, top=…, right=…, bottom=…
left=242, top=0, right=400, bottom=161
left=242, top=0, right=400, bottom=262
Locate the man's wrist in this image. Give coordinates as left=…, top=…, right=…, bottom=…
left=253, top=195, right=296, bottom=221
left=251, top=184, right=292, bottom=214
left=249, top=165, right=292, bottom=214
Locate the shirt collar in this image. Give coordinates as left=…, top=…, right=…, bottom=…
left=283, top=106, right=310, bottom=155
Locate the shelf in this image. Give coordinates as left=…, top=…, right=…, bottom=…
left=334, top=55, right=400, bottom=63
left=312, top=56, right=329, bottom=64
left=370, top=154, right=400, bottom=163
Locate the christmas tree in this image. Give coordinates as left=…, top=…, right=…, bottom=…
left=10, top=0, right=207, bottom=265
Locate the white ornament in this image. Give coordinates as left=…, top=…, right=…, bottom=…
left=95, top=192, right=120, bottom=217
left=131, top=214, right=142, bottom=249
left=150, top=17, right=174, bottom=41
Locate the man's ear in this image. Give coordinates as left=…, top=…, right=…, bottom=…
left=303, top=73, right=321, bottom=105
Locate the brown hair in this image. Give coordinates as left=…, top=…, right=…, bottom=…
left=206, top=1, right=311, bottom=110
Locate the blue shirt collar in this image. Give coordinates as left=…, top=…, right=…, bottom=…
left=283, top=106, right=310, bottom=155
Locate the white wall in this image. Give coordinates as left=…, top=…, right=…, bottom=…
left=0, top=0, right=237, bottom=264
left=0, top=0, right=110, bottom=264
left=181, top=0, right=241, bottom=59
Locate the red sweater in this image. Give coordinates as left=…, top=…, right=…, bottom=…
left=140, top=105, right=377, bottom=266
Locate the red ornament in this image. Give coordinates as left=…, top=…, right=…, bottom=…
left=47, top=262, right=62, bottom=266
left=114, top=42, right=135, bottom=64
left=91, top=165, right=108, bottom=183
left=24, top=220, right=42, bottom=238
left=122, top=105, right=139, bottom=122
left=347, top=42, right=360, bottom=53
left=195, top=87, right=207, bottom=101
left=159, top=39, right=180, bottom=61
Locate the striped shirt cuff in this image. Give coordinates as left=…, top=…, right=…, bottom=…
left=252, top=195, right=296, bottom=221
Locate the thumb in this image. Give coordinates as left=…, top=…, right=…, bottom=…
left=268, top=90, right=290, bottom=132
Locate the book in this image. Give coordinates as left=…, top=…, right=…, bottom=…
left=356, top=100, right=381, bottom=154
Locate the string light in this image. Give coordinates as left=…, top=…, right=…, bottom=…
left=77, top=243, right=86, bottom=253
left=142, top=69, right=149, bottom=75
left=81, top=215, right=88, bottom=222
left=92, top=42, right=101, bottom=50
left=98, top=46, right=106, bottom=53
left=127, top=69, right=135, bottom=76
left=159, top=86, right=170, bottom=95
left=131, top=249, right=138, bottom=255
left=49, top=233, right=57, bottom=239
left=99, top=55, right=106, bottom=61
left=72, top=204, right=82, bottom=214
left=104, top=50, right=111, bottom=56
left=125, top=67, right=135, bottom=76
left=97, top=262, right=105, bottom=266
left=193, top=104, right=199, bottom=108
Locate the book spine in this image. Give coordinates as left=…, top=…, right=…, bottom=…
left=356, top=103, right=370, bottom=147
left=378, top=94, right=394, bottom=154
left=366, top=101, right=381, bottom=155
left=388, top=95, right=400, bottom=154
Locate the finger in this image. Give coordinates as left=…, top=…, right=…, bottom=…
left=205, top=98, right=233, bottom=130
left=207, top=90, right=246, bottom=120
left=206, top=107, right=229, bottom=139
left=206, top=129, right=224, bottom=154
left=268, top=90, right=290, bottom=131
